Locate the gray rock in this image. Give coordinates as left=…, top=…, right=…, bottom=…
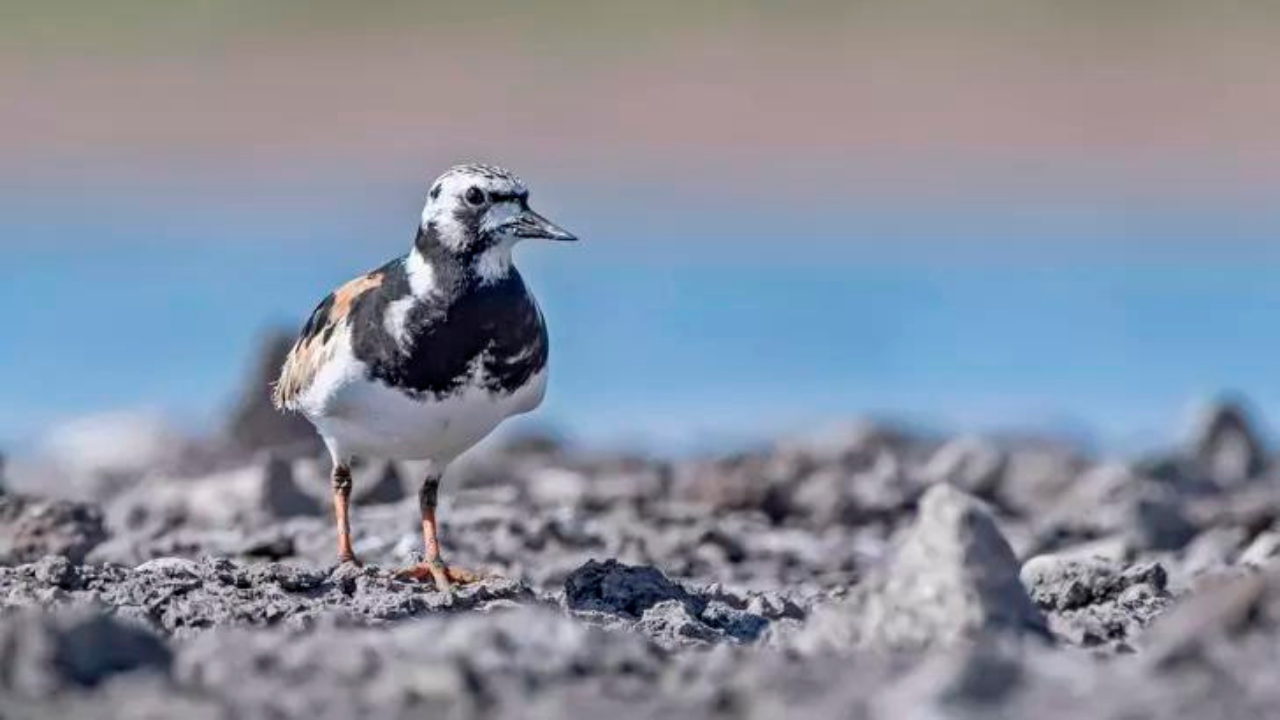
left=796, top=484, right=1048, bottom=651
left=1178, top=526, right=1248, bottom=582
left=135, top=556, right=203, bottom=577
left=1020, top=553, right=1171, bottom=646
left=636, top=599, right=723, bottom=648
left=995, top=441, right=1088, bottom=517
left=922, top=435, right=1006, bottom=498
left=1032, top=464, right=1196, bottom=555
left=0, top=493, right=108, bottom=565
left=32, top=554, right=80, bottom=588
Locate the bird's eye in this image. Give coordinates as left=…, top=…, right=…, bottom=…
left=465, top=187, right=486, bottom=206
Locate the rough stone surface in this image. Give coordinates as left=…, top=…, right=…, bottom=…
left=0, top=557, right=534, bottom=637
left=6, top=410, right=1280, bottom=718
left=1021, top=554, right=1172, bottom=646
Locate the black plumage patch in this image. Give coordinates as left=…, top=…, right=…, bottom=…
left=298, top=294, right=336, bottom=344
left=346, top=230, right=548, bottom=400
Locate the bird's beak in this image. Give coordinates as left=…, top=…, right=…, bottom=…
left=507, top=207, right=578, bottom=242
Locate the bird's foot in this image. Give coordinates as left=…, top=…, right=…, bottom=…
left=394, top=559, right=483, bottom=592
left=337, top=553, right=364, bottom=568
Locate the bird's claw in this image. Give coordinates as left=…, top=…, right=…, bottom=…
left=394, top=560, right=483, bottom=592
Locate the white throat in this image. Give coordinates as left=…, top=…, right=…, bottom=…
left=475, top=240, right=516, bottom=285
left=405, top=248, right=439, bottom=297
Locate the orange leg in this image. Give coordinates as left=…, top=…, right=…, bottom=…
left=332, top=463, right=361, bottom=566
left=395, top=475, right=480, bottom=590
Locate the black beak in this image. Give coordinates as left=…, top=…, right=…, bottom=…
left=509, top=208, right=577, bottom=242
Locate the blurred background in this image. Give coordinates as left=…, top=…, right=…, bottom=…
left=4, top=0, right=1280, bottom=463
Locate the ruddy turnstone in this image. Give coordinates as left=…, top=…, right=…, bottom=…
left=272, top=163, right=576, bottom=590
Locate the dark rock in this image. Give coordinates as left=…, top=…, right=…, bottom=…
left=0, top=493, right=108, bottom=565
left=700, top=599, right=769, bottom=641
left=258, top=455, right=323, bottom=518
left=223, top=330, right=324, bottom=459
left=1131, top=494, right=1197, bottom=551
left=1190, top=398, right=1268, bottom=487
left=564, top=559, right=702, bottom=618
left=353, top=461, right=406, bottom=505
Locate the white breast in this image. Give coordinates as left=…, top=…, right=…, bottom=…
left=297, top=333, right=547, bottom=464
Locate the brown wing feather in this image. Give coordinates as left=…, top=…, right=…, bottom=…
left=272, top=272, right=384, bottom=411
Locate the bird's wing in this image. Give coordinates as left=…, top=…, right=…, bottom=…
left=272, top=271, right=385, bottom=411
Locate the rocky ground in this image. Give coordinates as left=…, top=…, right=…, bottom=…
left=3, top=391, right=1280, bottom=719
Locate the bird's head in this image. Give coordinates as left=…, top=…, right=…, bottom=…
left=417, top=163, right=576, bottom=282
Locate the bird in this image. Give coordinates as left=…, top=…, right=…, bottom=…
left=272, top=163, right=576, bottom=590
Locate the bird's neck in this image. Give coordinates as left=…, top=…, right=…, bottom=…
left=412, top=223, right=516, bottom=293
